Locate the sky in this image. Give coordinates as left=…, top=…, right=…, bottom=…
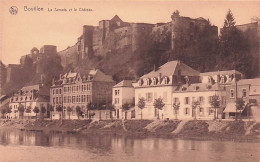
left=0, top=0, right=260, bottom=65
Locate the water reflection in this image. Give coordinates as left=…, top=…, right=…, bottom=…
left=0, top=129, right=259, bottom=162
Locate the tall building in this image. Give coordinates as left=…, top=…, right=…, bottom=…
left=112, top=80, right=135, bottom=119
left=50, top=69, right=115, bottom=119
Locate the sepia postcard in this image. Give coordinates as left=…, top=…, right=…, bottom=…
left=0, top=0, right=260, bottom=162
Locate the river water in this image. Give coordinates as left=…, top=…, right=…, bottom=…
left=0, top=129, right=259, bottom=162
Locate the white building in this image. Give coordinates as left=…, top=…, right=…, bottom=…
left=172, top=83, right=226, bottom=120
left=112, top=80, right=135, bottom=119
left=8, top=84, right=49, bottom=119
left=132, top=61, right=201, bottom=119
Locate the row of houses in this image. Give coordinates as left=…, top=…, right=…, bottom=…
left=3, top=61, right=260, bottom=120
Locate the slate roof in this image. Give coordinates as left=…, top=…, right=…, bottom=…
left=114, top=80, right=133, bottom=88
left=141, top=61, right=200, bottom=79
left=237, top=78, right=260, bottom=86
left=173, top=83, right=223, bottom=92
left=200, top=70, right=243, bottom=76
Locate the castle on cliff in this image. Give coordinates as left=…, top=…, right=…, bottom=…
left=57, top=12, right=218, bottom=68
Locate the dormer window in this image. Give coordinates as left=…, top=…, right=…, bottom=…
left=194, top=86, right=199, bottom=91
left=152, top=78, right=157, bottom=85
left=206, top=85, right=212, bottom=90
left=138, top=79, right=143, bottom=86
left=146, top=79, right=150, bottom=85
left=182, top=87, right=186, bottom=91
left=164, top=77, right=169, bottom=84
left=220, top=75, right=225, bottom=83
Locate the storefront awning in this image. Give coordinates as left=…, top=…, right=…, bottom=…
left=224, top=103, right=236, bottom=113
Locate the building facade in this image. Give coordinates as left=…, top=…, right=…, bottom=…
left=8, top=84, right=49, bottom=119
left=50, top=69, right=115, bottom=119
left=112, top=80, right=135, bottom=119
left=132, top=61, right=201, bottom=119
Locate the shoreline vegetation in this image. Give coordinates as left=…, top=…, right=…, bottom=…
left=0, top=119, right=259, bottom=142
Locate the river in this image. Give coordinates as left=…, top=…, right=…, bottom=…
left=0, top=129, right=259, bottom=162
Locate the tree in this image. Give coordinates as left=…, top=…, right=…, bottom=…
left=47, top=105, right=54, bottom=120
left=122, top=103, right=130, bottom=120
left=137, top=97, right=146, bottom=120
left=14, top=110, right=18, bottom=119
left=67, top=106, right=72, bottom=120
left=18, top=104, right=25, bottom=119
left=56, top=105, right=63, bottom=120
left=236, top=97, right=245, bottom=120
left=76, top=106, right=82, bottom=119
left=209, top=95, right=221, bottom=120
left=191, top=101, right=200, bottom=120
left=173, top=102, right=180, bottom=120
left=153, top=98, right=165, bottom=119
left=33, top=106, right=40, bottom=120
left=40, top=106, right=46, bottom=120
left=6, top=106, right=12, bottom=119
left=25, top=106, right=32, bottom=119
left=1, top=108, right=7, bottom=118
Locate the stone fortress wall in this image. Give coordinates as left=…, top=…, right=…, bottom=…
left=57, top=13, right=219, bottom=68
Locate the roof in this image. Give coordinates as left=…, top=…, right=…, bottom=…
left=141, top=61, right=200, bottom=78
left=200, top=70, right=243, bottom=76
left=173, top=83, right=223, bottom=92
left=91, top=70, right=115, bottom=82
left=249, top=85, right=260, bottom=96
left=114, top=80, right=133, bottom=88
left=111, top=15, right=123, bottom=22
left=237, top=78, right=260, bottom=86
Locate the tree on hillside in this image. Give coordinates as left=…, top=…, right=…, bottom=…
left=18, top=104, right=25, bottom=119
left=219, top=9, right=254, bottom=78
left=33, top=106, right=40, bottom=120
left=25, top=106, right=32, bottom=119
left=137, top=97, right=146, bottom=120
left=209, top=95, right=221, bottom=120
left=67, top=106, right=72, bottom=120
left=173, top=102, right=180, bottom=120
left=236, top=97, right=245, bottom=120
left=153, top=98, right=165, bottom=120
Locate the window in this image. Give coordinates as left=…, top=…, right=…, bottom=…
left=185, top=108, right=190, bottom=115
left=53, top=89, right=55, bottom=94
left=115, top=90, right=120, bottom=95
left=56, top=89, right=58, bottom=94
left=198, top=96, right=204, bottom=104
left=199, top=107, right=204, bottom=115
left=242, top=89, right=247, bottom=98
left=185, top=97, right=189, bottom=105
left=230, top=89, right=235, bottom=98
left=64, top=97, right=67, bottom=103
left=53, top=98, right=55, bottom=104
left=173, top=97, right=179, bottom=104
left=59, top=89, right=61, bottom=94
left=146, top=93, right=153, bottom=102
left=208, top=96, right=213, bottom=103
left=115, top=98, right=119, bottom=104
left=59, top=97, right=62, bottom=104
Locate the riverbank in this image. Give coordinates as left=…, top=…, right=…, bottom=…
left=0, top=119, right=259, bottom=142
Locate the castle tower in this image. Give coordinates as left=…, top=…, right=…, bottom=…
left=171, top=11, right=181, bottom=50
left=82, top=25, right=94, bottom=59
